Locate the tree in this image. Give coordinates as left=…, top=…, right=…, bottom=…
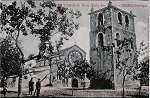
left=135, top=58, right=149, bottom=98
left=72, top=59, right=95, bottom=80
left=0, top=37, right=22, bottom=78
left=136, top=58, right=149, bottom=86
left=89, top=57, right=114, bottom=89
left=136, top=41, right=149, bottom=86
left=132, top=42, right=149, bottom=97
left=115, top=38, right=138, bottom=98
left=0, top=0, right=81, bottom=97
left=56, top=59, right=95, bottom=87
left=71, top=59, right=114, bottom=89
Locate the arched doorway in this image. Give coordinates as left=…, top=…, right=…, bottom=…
left=72, top=78, right=78, bottom=88
left=98, top=33, right=104, bottom=47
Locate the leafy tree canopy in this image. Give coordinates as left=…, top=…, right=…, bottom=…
left=133, top=56, right=149, bottom=86
left=0, top=37, right=22, bottom=77
left=72, top=59, right=95, bottom=80
left=0, top=0, right=81, bottom=59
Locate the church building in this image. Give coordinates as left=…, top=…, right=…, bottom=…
left=89, top=1, right=139, bottom=89
left=5, top=45, right=90, bottom=88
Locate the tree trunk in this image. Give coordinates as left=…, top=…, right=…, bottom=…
left=123, top=84, right=125, bottom=98
left=18, top=63, right=23, bottom=97
left=18, top=74, right=23, bottom=97
left=139, top=86, right=141, bottom=98
left=72, top=86, right=74, bottom=96
left=49, top=58, right=52, bottom=86
left=49, top=65, right=52, bottom=86
left=122, top=76, right=125, bottom=98
left=15, top=38, right=24, bottom=97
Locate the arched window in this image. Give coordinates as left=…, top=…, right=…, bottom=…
left=116, top=33, right=121, bottom=46
left=118, top=12, right=122, bottom=25
left=125, top=15, right=129, bottom=27
left=98, top=33, right=104, bottom=47
left=98, top=13, right=103, bottom=25
left=116, top=33, right=120, bottom=40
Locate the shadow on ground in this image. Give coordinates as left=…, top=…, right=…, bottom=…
left=0, top=91, right=18, bottom=93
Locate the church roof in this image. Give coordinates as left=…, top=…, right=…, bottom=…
left=59, top=44, right=86, bottom=55
left=88, top=2, right=136, bottom=17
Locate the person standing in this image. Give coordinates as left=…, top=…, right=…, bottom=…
left=29, top=78, right=34, bottom=95
left=2, top=86, right=7, bottom=98
left=1, top=77, right=7, bottom=88
left=2, top=79, right=7, bottom=98
left=36, top=79, right=41, bottom=97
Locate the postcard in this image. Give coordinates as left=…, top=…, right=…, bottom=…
left=0, top=0, right=149, bottom=98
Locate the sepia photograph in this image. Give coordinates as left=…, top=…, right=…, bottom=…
left=0, top=0, right=149, bottom=98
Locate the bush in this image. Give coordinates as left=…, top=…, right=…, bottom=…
left=90, top=78, right=114, bottom=89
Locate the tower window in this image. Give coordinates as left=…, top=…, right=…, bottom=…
left=98, top=13, right=103, bottom=25
left=116, top=33, right=120, bottom=40
left=118, top=12, right=122, bottom=25
left=98, top=33, right=104, bottom=47
left=131, top=42, right=134, bottom=49
left=116, top=33, right=121, bottom=46
left=125, top=15, right=129, bottom=27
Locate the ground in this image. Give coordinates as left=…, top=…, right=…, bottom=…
left=0, top=87, right=149, bottom=98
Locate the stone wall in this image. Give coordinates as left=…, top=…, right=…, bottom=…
left=89, top=3, right=139, bottom=89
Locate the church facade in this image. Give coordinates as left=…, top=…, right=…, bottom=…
left=89, top=2, right=139, bottom=89
left=5, top=45, right=90, bottom=88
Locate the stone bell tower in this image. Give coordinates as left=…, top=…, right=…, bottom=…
left=89, top=1, right=138, bottom=89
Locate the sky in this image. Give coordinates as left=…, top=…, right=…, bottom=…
left=0, top=0, right=149, bottom=61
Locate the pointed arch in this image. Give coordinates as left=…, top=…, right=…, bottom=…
left=115, top=33, right=121, bottom=47
left=116, top=33, right=120, bottom=40
left=118, top=12, right=122, bottom=25
left=98, top=13, right=104, bottom=25
left=125, top=15, right=129, bottom=27
left=96, top=32, right=105, bottom=47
